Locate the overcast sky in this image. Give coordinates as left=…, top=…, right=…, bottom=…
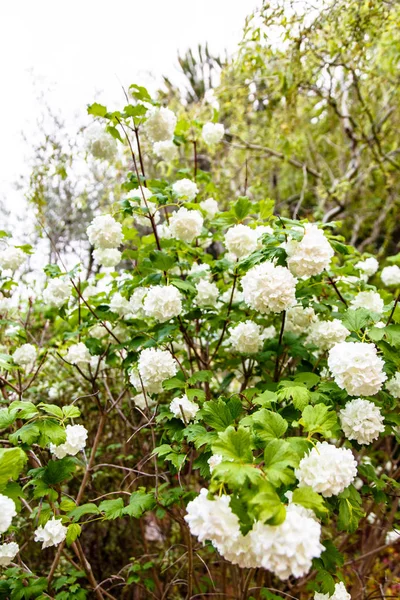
left=0, top=0, right=259, bottom=231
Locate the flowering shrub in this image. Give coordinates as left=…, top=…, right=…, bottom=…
left=0, top=86, right=399, bottom=600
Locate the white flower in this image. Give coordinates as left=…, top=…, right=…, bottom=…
left=169, top=208, right=203, bottom=243
left=0, top=495, right=16, bottom=534
left=207, top=454, right=223, bottom=473
left=295, top=441, right=357, bottom=497
left=130, top=187, right=160, bottom=227
left=87, top=130, right=117, bottom=161
left=250, top=503, right=324, bottom=579
left=50, top=424, right=88, bottom=459
left=87, top=215, right=123, bottom=249
left=261, top=325, right=277, bottom=340
left=307, top=319, right=349, bottom=352
left=328, top=341, right=386, bottom=396
left=172, top=179, right=199, bottom=201
left=132, top=392, right=155, bottom=410
left=13, top=343, right=37, bottom=368
left=381, top=265, right=400, bottom=286
left=229, top=321, right=262, bottom=353
left=314, top=582, right=351, bottom=600
left=285, top=224, right=334, bottom=278
left=255, top=225, right=273, bottom=249
left=350, top=291, right=384, bottom=314
left=202, top=122, right=225, bottom=145
left=204, top=88, right=219, bottom=110
left=200, top=198, right=219, bottom=219
left=153, top=140, right=178, bottom=161
left=220, top=288, right=244, bottom=304
left=285, top=306, right=317, bottom=334
left=82, top=284, right=98, bottom=299
left=127, top=287, right=148, bottom=319
left=0, top=542, right=19, bottom=567
left=65, top=343, right=91, bottom=366
left=339, top=398, right=385, bottom=445
left=355, top=257, right=379, bottom=278
left=386, top=529, right=400, bottom=545
left=143, top=285, right=182, bottom=322
left=90, top=323, right=109, bottom=339
left=0, top=247, right=26, bottom=271
left=93, top=248, right=121, bottom=268
left=156, top=223, right=172, bottom=239
left=189, top=263, right=211, bottom=278
left=138, top=348, right=178, bottom=394
left=224, top=225, right=258, bottom=259
left=143, top=106, right=177, bottom=142
left=43, top=279, right=72, bottom=308
left=34, top=517, right=67, bottom=549
left=170, top=395, right=199, bottom=422
left=110, top=292, right=131, bottom=317
left=195, top=279, right=219, bottom=307
left=386, top=372, right=400, bottom=398
left=241, top=261, right=297, bottom=314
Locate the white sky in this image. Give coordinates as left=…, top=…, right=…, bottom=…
left=0, top=0, right=259, bottom=232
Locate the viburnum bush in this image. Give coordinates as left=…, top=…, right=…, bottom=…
left=0, top=86, right=399, bottom=600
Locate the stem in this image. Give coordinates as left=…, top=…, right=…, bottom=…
left=386, top=290, right=400, bottom=326
left=327, top=274, right=348, bottom=307
left=212, top=270, right=238, bottom=361
left=274, top=311, right=286, bottom=382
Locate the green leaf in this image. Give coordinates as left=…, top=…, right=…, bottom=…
left=42, top=458, right=76, bottom=485
left=149, top=250, right=175, bottom=272
left=234, top=196, right=252, bottom=220
left=263, top=439, right=298, bottom=486
left=337, top=485, right=364, bottom=533
left=9, top=400, right=39, bottom=419
left=293, top=372, right=320, bottom=389
left=9, top=423, right=40, bottom=445
left=69, top=503, right=101, bottom=521
left=249, top=483, right=285, bottom=523
left=291, top=487, right=328, bottom=517
left=62, top=406, right=81, bottom=419
left=300, top=404, right=338, bottom=437
left=37, top=419, right=67, bottom=446
left=212, top=461, right=262, bottom=486
left=188, top=370, right=213, bottom=384
left=129, top=84, right=152, bottom=102
left=99, top=498, right=125, bottom=519
left=38, top=403, right=63, bottom=419
left=0, top=447, right=27, bottom=487
left=59, top=498, right=77, bottom=512
left=340, top=308, right=373, bottom=332
left=201, top=398, right=241, bottom=431
left=123, top=490, right=155, bottom=518
left=87, top=103, right=108, bottom=117
left=162, top=376, right=186, bottom=391
left=66, top=523, right=81, bottom=546
left=320, top=540, right=344, bottom=571
left=0, top=408, right=16, bottom=429
left=244, top=409, right=288, bottom=442
left=212, top=426, right=254, bottom=462
left=258, top=198, right=275, bottom=220
left=252, top=390, right=278, bottom=407
left=278, top=381, right=311, bottom=411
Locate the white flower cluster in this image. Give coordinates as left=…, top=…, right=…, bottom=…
left=170, top=395, right=199, bottom=422
left=285, top=305, right=316, bottom=334
left=381, top=265, right=400, bottom=286
left=153, top=140, right=178, bottom=161
left=314, top=582, right=351, bottom=600
left=328, top=342, right=386, bottom=396
left=34, top=517, right=67, bottom=549
left=143, top=106, right=177, bottom=142
left=195, top=279, right=219, bottom=307
left=355, top=257, right=379, bottom=278
left=386, top=372, right=400, bottom=398
left=307, top=319, right=349, bottom=352
left=339, top=398, right=385, bottom=445
left=0, top=246, right=26, bottom=271
left=185, top=490, right=323, bottom=578
left=87, top=130, right=117, bottom=161
left=224, top=224, right=258, bottom=259
left=0, top=542, right=19, bottom=567
left=285, top=224, right=334, bottom=278
left=137, top=348, right=177, bottom=394
left=296, top=441, right=357, bottom=497
left=110, top=292, right=130, bottom=317
left=93, top=248, right=122, bottom=268
left=169, top=207, right=203, bottom=243
left=207, top=454, right=223, bottom=473
left=200, top=198, right=219, bottom=219
left=172, top=179, right=199, bottom=201
left=241, top=261, right=297, bottom=314
left=50, top=424, right=88, bottom=459
left=87, top=215, right=123, bottom=249
left=65, top=342, right=91, bottom=367
left=0, top=495, right=17, bottom=534
left=143, top=285, right=182, bottom=322
left=350, top=290, right=384, bottom=314
left=13, top=343, right=37, bottom=369
left=43, top=279, right=73, bottom=308
left=228, top=321, right=262, bottom=354
left=202, top=122, right=225, bottom=145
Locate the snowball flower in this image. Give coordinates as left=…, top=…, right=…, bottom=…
left=87, top=130, right=117, bottom=161
left=307, top=319, right=349, bottom=352
left=295, top=441, right=357, bottom=497
left=172, top=179, right=199, bottom=201
left=87, top=215, right=123, bottom=249
left=229, top=321, right=263, bottom=353
left=314, top=582, right=351, bottom=600
left=110, top=292, right=131, bottom=317
left=195, top=279, right=219, bottom=307
left=355, top=257, right=379, bottom=278
left=250, top=503, right=324, bottom=579
left=93, top=248, right=121, bottom=268
left=0, top=495, right=16, bottom=534
left=138, top=348, right=178, bottom=394
left=43, top=279, right=72, bottom=308
left=339, top=398, right=384, bottom=445
left=350, top=290, right=384, bottom=314
left=170, top=395, right=200, bottom=422
left=261, top=325, right=277, bottom=340
left=153, top=140, right=178, bottom=161
left=169, top=207, right=203, bottom=243
left=130, top=186, right=160, bottom=227
left=127, top=287, right=148, bottom=319
left=156, top=223, right=172, bottom=239
left=285, top=305, right=316, bottom=334
left=13, top=343, right=37, bottom=368
left=34, top=517, right=67, bottom=549
left=50, top=424, right=88, bottom=459
left=0, top=247, right=26, bottom=271
left=189, top=263, right=211, bottom=278
left=0, top=542, right=19, bottom=567
left=241, top=261, right=297, bottom=314
left=202, top=122, right=225, bottom=145
left=143, top=106, right=177, bottom=142
left=224, top=224, right=258, bottom=259
left=381, top=265, right=400, bottom=286
left=143, top=285, right=182, bottom=322
left=132, top=392, right=155, bottom=410
left=285, top=224, right=334, bottom=278
left=386, top=372, right=400, bottom=398
left=208, top=454, right=223, bottom=473
left=328, top=341, right=386, bottom=396
left=200, top=198, right=219, bottom=219
left=65, top=342, right=91, bottom=366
